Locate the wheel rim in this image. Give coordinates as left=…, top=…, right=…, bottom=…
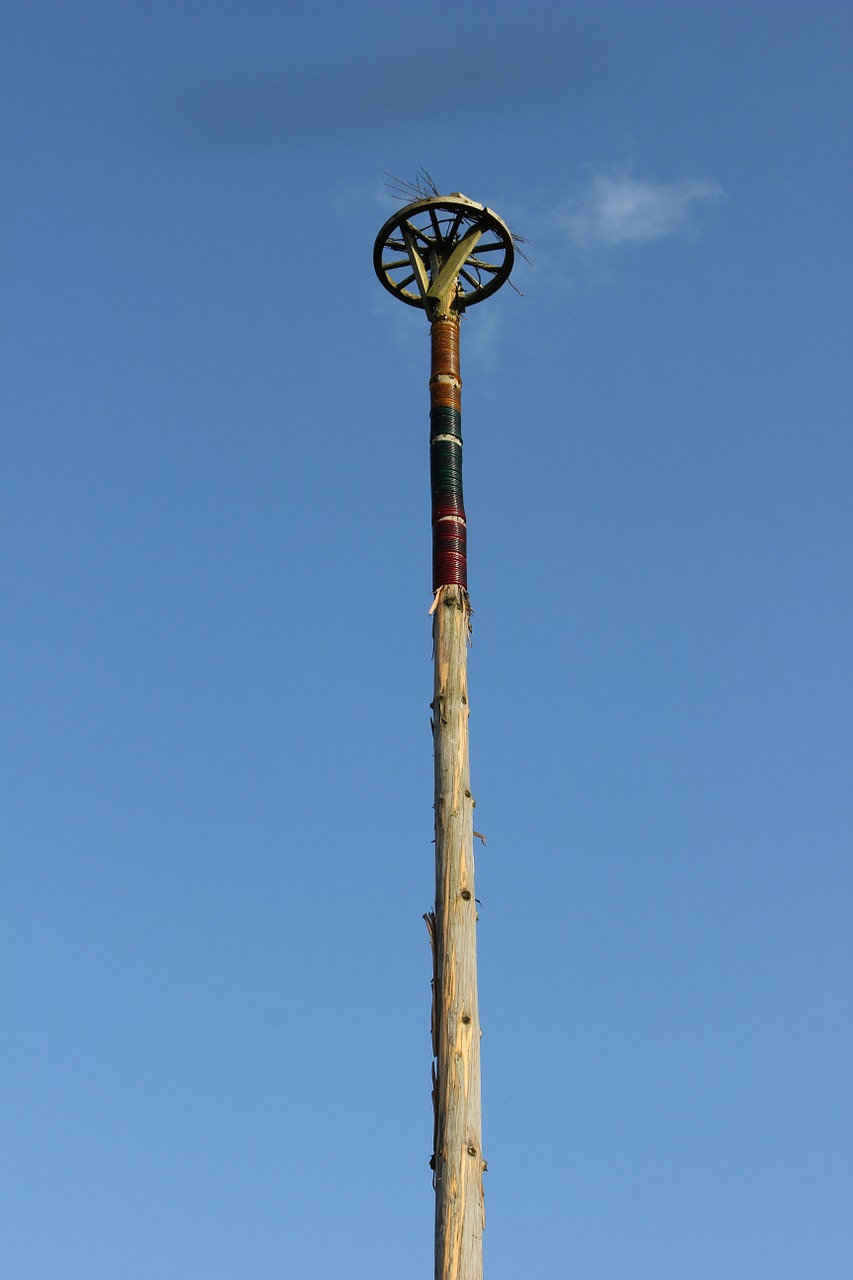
left=373, top=195, right=515, bottom=312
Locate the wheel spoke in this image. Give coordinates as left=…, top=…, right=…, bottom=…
left=384, top=257, right=411, bottom=270
left=467, top=258, right=500, bottom=272
left=404, top=220, right=433, bottom=247
left=446, top=211, right=464, bottom=244
left=460, top=268, right=480, bottom=291
left=396, top=272, right=416, bottom=290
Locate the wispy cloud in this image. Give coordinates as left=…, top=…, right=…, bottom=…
left=558, top=168, right=723, bottom=248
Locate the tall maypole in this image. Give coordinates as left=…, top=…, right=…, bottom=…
left=373, top=185, right=516, bottom=1280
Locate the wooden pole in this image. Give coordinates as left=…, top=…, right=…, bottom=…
left=426, top=314, right=485, bottom=1280
left=373, top=191, right=516, bottom=1280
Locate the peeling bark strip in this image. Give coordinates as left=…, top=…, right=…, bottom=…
left=432, top=584, right=484, bottom=1280
left=430, top=317, right=466, bottom=591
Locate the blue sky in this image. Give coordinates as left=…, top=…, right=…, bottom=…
left=2, top=3, right=851, bottom=1277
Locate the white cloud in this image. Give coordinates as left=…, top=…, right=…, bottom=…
left=558, top=169, right=723, bottom=248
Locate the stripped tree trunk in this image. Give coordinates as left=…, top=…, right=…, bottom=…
left=430, top=586, right=484, bottom=1280
left=426, top=314, right=485, bottom=1280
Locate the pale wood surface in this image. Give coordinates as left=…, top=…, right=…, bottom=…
left=429, top=584, right=485, bottom=1280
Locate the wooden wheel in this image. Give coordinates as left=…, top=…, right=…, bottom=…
left=373, top=194, right=515, bottom=314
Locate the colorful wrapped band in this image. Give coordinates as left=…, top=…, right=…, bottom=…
left=429, top=318, right=466, bottom=591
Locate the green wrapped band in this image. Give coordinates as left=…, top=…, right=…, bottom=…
left=431, top=475, right=465, bottom=498
left=431, top=448, right=463, bottom=468
left=430, top=405, right=462, bottom=441
left=431, top=439, right=464, bottom=498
